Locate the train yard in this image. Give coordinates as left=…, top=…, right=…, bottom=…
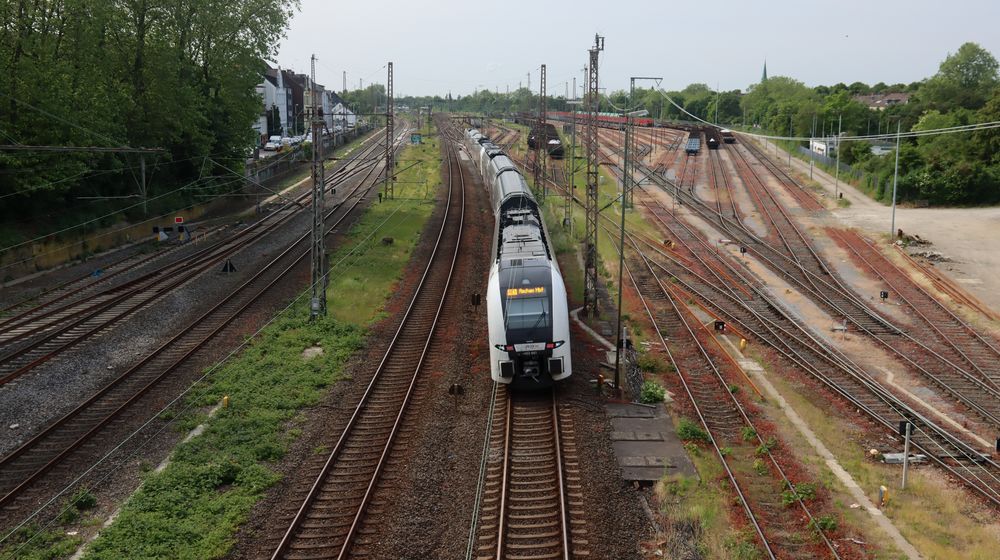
left=0, top=110, right=997, bottom=560
left=481, top=116, right=1000, bottom=558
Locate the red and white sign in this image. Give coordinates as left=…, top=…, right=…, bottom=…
left=174, top=216, right=184, bottom=224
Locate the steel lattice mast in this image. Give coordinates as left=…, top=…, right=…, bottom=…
left=309, top=54, right=327, bottom=319
left=534, top=64, right=547, bottom=198
left=384, top=62, right=394, bottom=199
left=584, top=35, right=604, bottom=317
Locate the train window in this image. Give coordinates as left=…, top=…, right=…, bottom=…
left=506, top=297, right=550, bottom=330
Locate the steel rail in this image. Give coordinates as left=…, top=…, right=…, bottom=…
left=0, top=139, right=390, bottom=385
left=271, top=128, right=465, bottom=560
left=603, top=221, right=841, bottom=559
left=630, top=195, right=1000, bottom=507
left=0, top=129, right=387, bottom=331
left=0, top=135, right=403, bottom=510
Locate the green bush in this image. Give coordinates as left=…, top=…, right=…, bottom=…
left=70, top=488, right=97, bottom=510
left=640, top=380, right=666, bottom=403
left=676, top=418, right=710, bottom=442
left=637, top=353, right=665, bottom=373
left=741, top=426, right=757, bottom=442
left=781, top=482, right=817, bottom=505
left=755, top=436, right=778, bottom=456
left=752, top=458, right=768, bottom=476
left=808, top=515, right=838, bottom=532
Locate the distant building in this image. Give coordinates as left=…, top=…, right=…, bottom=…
left=253, top=65, right=292, bottom=142
left=761, top=60, right=767, bottom=83
left=869, top=142, right=894, bottom=156
left=810, top=138, right=838, bottom=156
left=329, top=101, right=356, bottom=129
left=853, top=93, right=910, bottom=111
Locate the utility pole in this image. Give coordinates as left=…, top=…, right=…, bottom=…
left=584, top=34, right=604, bottom=318
left=309, top=54, right=327, bottom=319
left=901, top=421, right=913, bottom=489
left=890, top=118, right=901, bottom=239
left=527, top=72, right=531, bottom=93
left=384, top=62, right=394, bottom=199
left=534, top=64, right=547, bottom=199
left=834, top=113, right=842, bottom=199
left=566, top=99, right=581, bottom=233
left=139, top=154, right=147, bottom=215
left=788, top=114, right=793, bottom=169
left=343, top=71, right=347, bottom=94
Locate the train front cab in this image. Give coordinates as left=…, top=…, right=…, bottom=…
left=487, top=260, right=571, bottom=388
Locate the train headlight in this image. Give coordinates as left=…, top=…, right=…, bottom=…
left=544, top=341, right=565, bottom=350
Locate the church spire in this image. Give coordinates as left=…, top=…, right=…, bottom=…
left=761, top=59, right=768, bottom=82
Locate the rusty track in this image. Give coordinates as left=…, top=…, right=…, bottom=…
left=517, top=124, right=1000, bottom=508
left=270, top=132, right=465, bottom=560
left=0, top=133, right=401, bottom=516
left=830, top=228, right=1000, bottom=393
left=606, top=221, right=842, bottom=559
left=0, top=133, right=389, bottom=387
left=632, top=192, right=1000, bottom=509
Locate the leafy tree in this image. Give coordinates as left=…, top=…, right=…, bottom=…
left=0, top=0, right=299, bottom=231
left=922, top=42, right=999, bottom=110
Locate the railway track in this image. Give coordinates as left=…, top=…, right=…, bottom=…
left=719, top=143, right=1000, bottom=426
left=269, top=133, right=465, bottom=560
left=0, top=132, right=389, bottom=387
left=618, top=140, right=1000, bottom=429
left=605, top=223, right=842, bottom=560
left=470, top=386, right=586, bottom=560
left=532, top=143, right=1000, bottom=508
left=631, top=191, right=1000, bottom=508
left=0, top=130, right=406, bottom=518
left=829, top=228, right=1000, bottom=393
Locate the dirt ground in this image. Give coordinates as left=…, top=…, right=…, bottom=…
left=755, top=137, right=1000, bottom=315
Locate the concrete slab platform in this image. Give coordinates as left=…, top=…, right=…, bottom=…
left=606, top=403, right=697, bottom=484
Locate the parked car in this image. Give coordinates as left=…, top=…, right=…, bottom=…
left=263, top=135, right=282, bottom=151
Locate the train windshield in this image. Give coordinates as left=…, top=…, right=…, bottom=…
left=505, top=296, right=550, bottom=334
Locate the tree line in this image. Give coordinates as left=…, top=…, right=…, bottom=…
left=0, top=0, right=298, bottom=242
left=408, top=42, right=998, bottom=206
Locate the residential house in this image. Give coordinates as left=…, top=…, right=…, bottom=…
left=853, top=93, right=910, bottom=111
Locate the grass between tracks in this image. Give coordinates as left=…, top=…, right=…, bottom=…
left=0, top=127, right=442, bottom=560
left=750, top=351, right=1000, bottom=560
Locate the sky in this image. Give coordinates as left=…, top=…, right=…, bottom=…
left=274, top=0, right=1000, bottom=98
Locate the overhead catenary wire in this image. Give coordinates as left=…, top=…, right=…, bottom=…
left=652, top=87, right=1000, bottom=142
left=0, top=176, right=248, bottom=270
left=0, top=192, right=415, bottom=555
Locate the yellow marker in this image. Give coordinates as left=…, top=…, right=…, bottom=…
left=740, top=338, right=748, bottom=351
left=222, top=395, right=230, bottom=409
left=878, top=485, right=889, bottom=508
